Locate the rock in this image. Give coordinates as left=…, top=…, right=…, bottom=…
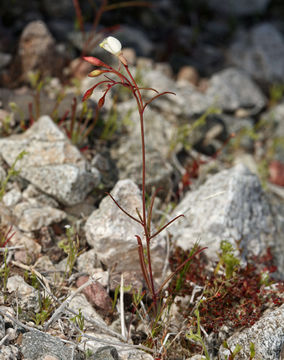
left=207, top=0, right=270, bottom=15
left=221, top=114, right=255, bottom=151
left=143, top=67, right=265, bottom=117
left=7, top=275, right=39, bottom=311
left=206, top=68, right=266, bottom=114
left=76, top=249, right=100, bottom=275
left=22, top=184, right=59, bottom=208
left=113, top=142, right=173, bottom=196
left=2, top=187, right=22, bottom=207
left=177, top=66, right=199, bottom=86
left=0, top=116, right=99, bottom=206
left=0, top=87, right=84, bottom=122
left=229, top=23, right=284, bottom=83
left=80, top=332, right=154, bottom=360
left=113, top=26, right=154, bottom=57
left=85, top=179, right=167, bottom=276
left=0, top=315, right=5, bottom=339
left=68, top=293, right=106, bottom=325
left=11, top=20, right=65, bottom=83
left=93, top=346, right=119, bottom=360
left=171, top=164, right=275, bottom=260
left=0, top=52, right=11, bottom=70
left=7, top=275, right=36, bottom=297
left=76, top=276, right=112, bottom=313
left=269, top=161, right=284, bottom=187
left=0, top=345, right=19, bottom=360
left=21, top=331, right=82, bottom=360
left=14, top=201, right=66, bottom=232
left=9, top=229, right=41, bottom=258
left=219, top=304, right=284, bottom=359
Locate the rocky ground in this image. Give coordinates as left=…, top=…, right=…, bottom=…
left=0, top=0, right=284, bottom=359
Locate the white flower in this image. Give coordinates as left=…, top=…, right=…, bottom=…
left=99, top=36, right=122, bottom=55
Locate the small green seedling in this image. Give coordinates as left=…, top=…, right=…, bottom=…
left=222, top=341, right=242, bottom=359
left=186, top=307, right=210, bottom=360
left=58, top=225, right=83, bottom=277
left=0, top=150, right=27, bottom=201
left=215, top=240, right=240, bottom=279
left=71, top=308, right=85, bottom=341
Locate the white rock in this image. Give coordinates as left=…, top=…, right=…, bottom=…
left=171, top=164, right=275, bottom=260
left=0, top=116, right=99, bottom=206
left=85, top=179, right=167, bottom=276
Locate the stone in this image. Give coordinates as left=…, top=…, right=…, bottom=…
left=269, top=161, right=284, bottom=187
left=0, top=116, right=99, bottom=206
left=93, top=346, right=119, bottom=360
left=68, top=293, right=106, bottom=325
left=13, top=201, right=66, bottom=232
left=9, top=229, right=41, bottom=257
left=219, top=304, right=284, bottom=359
left=0, top=87, right=84, bottom=122
left=142, top=67, right=265, bottom=117
left=112, top=26, right=154, bottom=57
left=12, top=20, right=65, bottom=83
left=113, top=142, right=173, bottom=197
left=7, top=275, right=36, bottom=297
left=177, top=66, right=199, bottom=86
left=0, top=315, right=5, bottom=339
left=85, top=179, right=167, bottom=276
left=0, top=345, right=19, bottom=360
left=21, top=331, right=81, bottom=360
left=206, top=68, right=266, bottom=114
left=79, top=332, right=153, bottom=360
left=76, top=276, right=112, bottom=313
left=207, top=0, right=270, bottom=15
left=7, top=275, right=39, bottom=311
left=2, top=187, right=22, bottom=207
left=229, top=23, right=284, bottom=83
left=76, top=249, right=100, bottom=275
left=170, top=164, right=275, bottom=260
left=0, top=52, right=11, bottom=70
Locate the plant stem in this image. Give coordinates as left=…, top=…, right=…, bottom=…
left=124, top=64, right=157, bottom=308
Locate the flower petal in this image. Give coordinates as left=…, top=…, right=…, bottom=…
left=100, top=36, right=122, bottom=55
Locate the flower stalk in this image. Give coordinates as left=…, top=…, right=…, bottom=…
left=83, top=37, right=203, bottom=312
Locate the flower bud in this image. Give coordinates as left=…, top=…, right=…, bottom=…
left=88, top=69, right=103, bottom=77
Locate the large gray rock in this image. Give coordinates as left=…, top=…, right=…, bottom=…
left=21, top=331, right=82, bottom=360
left=207, top=0, right=270, bottom=15
left=219, top=304, right=284, bottom=360
left=0, top=116, right=99, bottom=206
left=85, top=179, right=167, bottom=276
left=229, top=23, right=284, bottom=83
left=171, top=164, right=275, bottom=259
left=206, top=68, right=266, bottom=114
left=143, top=67, right=266, bottom=117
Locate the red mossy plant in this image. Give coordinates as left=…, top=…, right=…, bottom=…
left=169, top=246, right=284, bottom=334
